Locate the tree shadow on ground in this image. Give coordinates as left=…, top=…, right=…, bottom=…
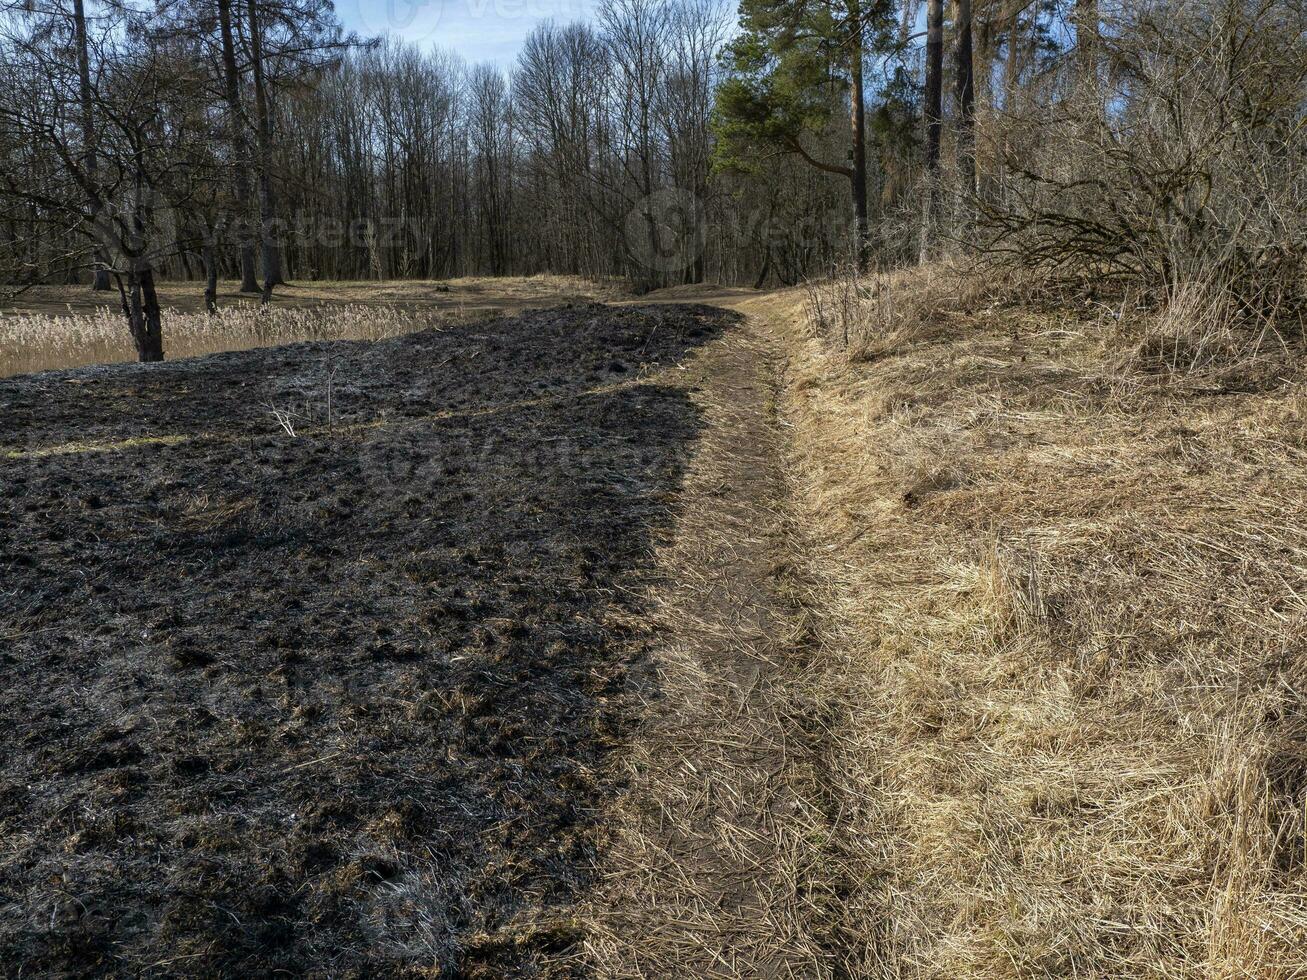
left=0, top=302, right=734, bottom=976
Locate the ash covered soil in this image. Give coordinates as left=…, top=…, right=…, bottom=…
left=0, top=302, right=732, bottom=976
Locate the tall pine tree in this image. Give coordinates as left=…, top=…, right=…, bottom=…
left=714, top=0, right=898, bottom=269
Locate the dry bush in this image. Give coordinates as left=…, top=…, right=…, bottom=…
left=1127, top=280, right=1246, bottom=375
left=0, top=303, right=448, bottom=377
left=775, top=263, right=1307, bottom=975
left=1120, top=278, right=1288, bottom=378
left=802, top=266, right=918, bottom=358
left=982, top=0, right=1307, bottom=319
left=801, top=260, right=1015, bottom=361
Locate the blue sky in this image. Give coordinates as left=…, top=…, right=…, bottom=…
left=336, top=0, right=605, bottom=64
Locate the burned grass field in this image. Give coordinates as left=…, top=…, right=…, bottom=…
left=0, top=302, right=730, bottom=975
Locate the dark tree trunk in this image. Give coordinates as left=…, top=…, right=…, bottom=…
left=73, top=0, right=111, bottom=291
left=849, top=0, right=869, bottom=270
left=246, top=0, right=284, bottom=292
left=217, top=0, right=260, bottom=293
left=975, top=8, right=997, bottom=202
left=124, top=267, right=164, bottom=362
left=924, top=0, right=945, bottom=173
left=139, top=268, right=164, bottom=361
left=753, top=244, right=772, bottom=290
left=922, top=0, right=945, bottom=257
left=202, top=238, right=219, bottom=314
left=956, top=0, right=976, bottom=196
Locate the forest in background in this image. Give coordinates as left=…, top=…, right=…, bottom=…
left=3, top=0, right=1306, bottom=361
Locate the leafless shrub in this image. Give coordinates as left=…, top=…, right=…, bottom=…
left=981, top=0, right=1307, bottom=322
left=265, top=402, right=299, bottom=437
left=802, top=264, right=936, bottom=359
left=802, top=259, right=1046, bottom=361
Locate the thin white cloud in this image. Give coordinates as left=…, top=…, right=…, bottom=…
left=338, top=0, right=604, bottom=64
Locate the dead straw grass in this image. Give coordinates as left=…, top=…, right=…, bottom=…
left=0, top=303, right=450, bottom=377
left=0, top=274, right=622, bottom=377
left=772, top=265, right=1307, bottom=975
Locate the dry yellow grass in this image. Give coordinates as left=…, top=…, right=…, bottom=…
left=0, top=303, right=454, bottom=378
left=762, top=266, right=1307, bottom=975
left=0, top=273, right=621, bottom=315
left=0, top=275, right=621, bottom=377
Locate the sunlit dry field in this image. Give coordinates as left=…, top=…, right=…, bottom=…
left=0, top=276, right=623, bottom=377
left=777, top=266, right=1307, bottom=974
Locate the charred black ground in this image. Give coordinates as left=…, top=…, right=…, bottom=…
left=0, top=302, right=732, bottom=976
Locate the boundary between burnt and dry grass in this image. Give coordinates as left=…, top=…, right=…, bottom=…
left=9, top=275, right=1306, bottom=974
left=3, top=288, right=874, bottom=976
left=580, top=309, right=875, bottom=977
left=0, top=275, right=624, bottom=378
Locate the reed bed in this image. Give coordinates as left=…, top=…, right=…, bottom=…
left=0, top=303, right=447, bottom=377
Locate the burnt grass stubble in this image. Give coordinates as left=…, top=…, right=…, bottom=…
left=0, top=303, right=733, bottom=976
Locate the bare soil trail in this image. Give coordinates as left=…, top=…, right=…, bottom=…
left=583, top=293, right=854, bottom=977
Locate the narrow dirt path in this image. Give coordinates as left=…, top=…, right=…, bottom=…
left=585, top=301, right=854, bottom=977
